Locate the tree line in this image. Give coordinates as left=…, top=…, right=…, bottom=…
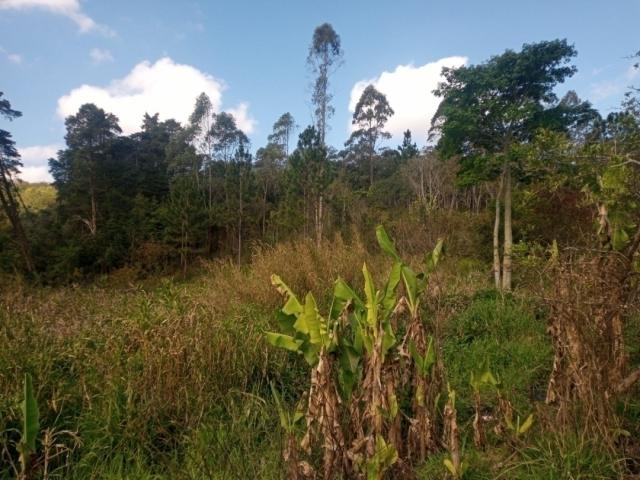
left=0, top=25, right=638, bottom=286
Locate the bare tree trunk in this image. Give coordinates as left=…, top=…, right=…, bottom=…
left=314, top=193, right=323, bottom=248
left=502, top=164, right=512, bottom=291
left=303, top=186, right=308, bottom=239
left=493, top=174, right=504, bottom=290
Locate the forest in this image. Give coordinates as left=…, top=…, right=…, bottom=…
left=1, top=20, right=640, bottom=479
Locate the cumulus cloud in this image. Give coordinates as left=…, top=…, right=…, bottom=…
left=57, top=57, right=256, bottom=135
left=0, top=0, right=113, bottom=35
left=17, top=144, right=60, bottom=183
left=89, top=47, right=113, bottom=64
left=225, top=102, right=256, bottom=137
left=348, top=56, right=468, bottom=144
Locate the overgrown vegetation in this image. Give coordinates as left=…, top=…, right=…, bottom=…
left=1, top=22, right=640, bottom=480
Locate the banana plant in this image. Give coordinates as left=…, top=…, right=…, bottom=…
left=267, top=274, right=350, bottom=478
left=266, top=274, right=334, bottom=365
left=365, top=435, right=398, bottom=480
left=377, top=225, right=444, bottom=462
left=469, top=361, right=498, bottom=449
left=375, top=225, right=443, bottom=319
left=17, top=373, right=39, bottom=480
left=408, top=336, right=436, bottom=405
left=270, top=383, right=306, bottom=479
left=504, top=412, right=534, bottom=439
left=270, top=383, right=305, bottom=435
left=443, top=386, right=467, bottom=480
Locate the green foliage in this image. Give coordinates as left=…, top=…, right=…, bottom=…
left=506, top=434, right=622, bottom=479
left=409, top=336, right=436, bottom=378
left=18, top=182, right=56, bottom=211
left=443, top=457, right=468, bottom=479
left=469, top=360, right=498, bottom=394
left=266, top=274, right=333, bottom=365
left=443, top=291, right=551, bottom=415
left=505, top=412, right=534, bottom=437
left=270, top=383, right=304, bottom=433
left=17, top=373, right=40, bottom=474
left=365, top=435, right=398, bottom=480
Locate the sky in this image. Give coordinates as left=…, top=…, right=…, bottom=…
left=1, top=0, right=639, bottom=182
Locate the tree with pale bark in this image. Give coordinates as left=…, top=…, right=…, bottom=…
left=431, top=39, right=590, bottom=290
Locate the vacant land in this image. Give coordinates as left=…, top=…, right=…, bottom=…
left=1, top=234, right=638, bottom=479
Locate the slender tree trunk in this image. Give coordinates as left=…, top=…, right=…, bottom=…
left=237, top=169, right=243, bottom=266
left=493, top=174, right=504, bottom=290
left=88, top=179, right=97, bottom=236
left=502, top=164, right=512, bottom=291
left=419, top=157, right=425, bottom=205
left=262, top=185, right=267, bottom=237
left=314, top=193, right=323, bottom=248
left=0, top=170, right=35, bottom=275
left=303, top=186, right=307, bottom=239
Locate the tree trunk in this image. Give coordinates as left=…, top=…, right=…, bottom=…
left=493, top=174, right=504, bottom=290
left=502, top=164, right=512, bottom=291
left=0, top=171, right=36, bottom=275
left=237, top=170, right=243, bottom=266
left=89, top=180, right=97, bottom=236
left=262, top=185, right=268, bottom=237
left=314, top=193, right=323, bottom=248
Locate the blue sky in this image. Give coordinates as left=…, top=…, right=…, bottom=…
left=1, top=0, right=639, bottom=181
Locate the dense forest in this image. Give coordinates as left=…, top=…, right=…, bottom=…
left=1, top=21, right=640, bottom=479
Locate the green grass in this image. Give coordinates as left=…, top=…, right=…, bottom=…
left=0, top=243, right=637, bottom=478
left=442, top=289, right=551, bottom=417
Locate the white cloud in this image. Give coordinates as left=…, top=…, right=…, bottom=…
left=57, top=57, right=256, bottom=136
left=0, top=0, right=113, bottom=35
left=90, top=47, right=113, bottom=64
left=348, top=56, right=468, bottom=144
left=0, top=46, right=22, bottom=64
left=18, top=166, right=53, bottom=183
left=589, top=62, right=640, bottom=104
left=17, top=144, right=60, bottom=183
left=225, top=102, right=256, bottom=138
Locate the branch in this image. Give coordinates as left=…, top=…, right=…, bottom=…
left=610, top=158, right=640, bottom=168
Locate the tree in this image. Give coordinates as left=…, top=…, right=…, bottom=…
left=255, top=142, right=285, bottom=237
left=307, top=23, right=343, bottom=146
left=289, top=126, right=332, bottom=246
left=268, top=112, right=296, bottom=156
left=0, top=92, right=35, bottom=274
left=431, top=39, right=587, bottom=290
left=346, top=84, right=394, bottom=188
left=398, top=130, right=419, bottom=160
left=206, top=111, right=251, bottom=262
left=52, top=103, right=122, bottom=237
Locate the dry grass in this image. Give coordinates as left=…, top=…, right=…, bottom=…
left=0, top=234, right=396, bottom=477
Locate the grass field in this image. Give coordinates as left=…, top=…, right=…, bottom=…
left=1, top=237, right=637, bottom=479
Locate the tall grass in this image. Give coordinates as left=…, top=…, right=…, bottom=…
left=1, top=232, right=635, bottom=478
left=0, top=236, right=391, bottom=478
